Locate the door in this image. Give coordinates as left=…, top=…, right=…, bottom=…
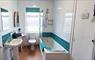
left=92, top=40, right=95, bottom=60
left=71, top=0, right=95, bottom=60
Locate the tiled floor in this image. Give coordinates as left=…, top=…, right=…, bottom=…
left=19, top=45, right=42, bottom=60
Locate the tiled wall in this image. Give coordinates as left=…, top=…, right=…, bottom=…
left=42, top=32, right=52, bottom=37
left=2, top=33, right=11, bottom=45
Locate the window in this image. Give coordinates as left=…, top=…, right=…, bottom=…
left=25, top=8, right=43, bottom=33
left=1, top=12, right=10, bottom=31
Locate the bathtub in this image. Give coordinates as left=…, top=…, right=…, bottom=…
left=41, top=37, right=69, bottom=60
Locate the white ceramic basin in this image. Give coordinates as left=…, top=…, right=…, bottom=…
left=5, top=39, right=22, bottom=47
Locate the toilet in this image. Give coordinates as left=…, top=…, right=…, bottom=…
left=28, top=33, right=37, bottom=49
left=28, top=39, right=36, bottom=49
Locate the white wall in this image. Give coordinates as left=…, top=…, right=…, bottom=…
left=53, top=0, right=75, bottom=42
left=72, top=0, right=95, bottom=60
left=17, top=0, right=53, bottom=33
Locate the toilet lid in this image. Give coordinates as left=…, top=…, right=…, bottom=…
left=28, top=39, right=36, bottom=43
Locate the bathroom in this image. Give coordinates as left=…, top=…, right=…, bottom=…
left=0, top=0, right=95, bottom=60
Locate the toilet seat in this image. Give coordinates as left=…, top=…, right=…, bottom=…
left=28, top=39, right=36, bottom=49
left=28, top=39, right=36, bottom=44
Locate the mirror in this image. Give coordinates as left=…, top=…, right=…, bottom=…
left=13, top=11, right=19, bottom=27
left=1, top=8, right=10, bottom=32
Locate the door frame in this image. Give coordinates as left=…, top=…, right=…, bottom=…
left=69, top=0, right=77, bottom=60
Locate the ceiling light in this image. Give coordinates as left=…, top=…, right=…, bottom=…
left=32, top=5, right=37, bottom=7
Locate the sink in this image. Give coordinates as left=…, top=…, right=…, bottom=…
left=5, top=39, right=23, bottom=47
left=4, top=39, right=22, bottom=60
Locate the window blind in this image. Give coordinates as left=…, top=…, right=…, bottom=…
left=26, top=8, right=40, bottom=12
left=1, top=8, right=8, bottom=12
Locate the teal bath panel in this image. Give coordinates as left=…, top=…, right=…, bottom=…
left=40, top=39, right=46, bottom=49
left=42, top=32, right=70, bottom=51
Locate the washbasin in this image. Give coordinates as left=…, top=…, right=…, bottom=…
left=5, top=39, right=23, bottom=47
